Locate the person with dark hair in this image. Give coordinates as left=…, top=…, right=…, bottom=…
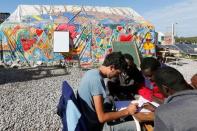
left=138, top=57, right=165, bottom=103
left=153, top=67, right=196, bottom=131
left=107, top=53, right=144, bottom=100
left=140, top=57, right=161, bottom=81
left=123, top=54, right=145, bottom=86
left=77, top=52, right=138, bottom=131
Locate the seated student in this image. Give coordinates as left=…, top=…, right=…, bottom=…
left=77, top=52, right=138, bottom=131
left=138, top=57, right=165, bottom=103
left=107, top=53, right=144, bottom=100
left=191, top=73, right=197, bottom=89
left=153, top=67, right=196, bottom=131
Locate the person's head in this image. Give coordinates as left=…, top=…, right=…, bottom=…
left=191, top=74, right=197, bottom=89
left=102, top=52, right=127, bottom=79
left=123, top=53, right=136, bottom=69
left=154, top=67, right=189, bottom=97
left=140, top=57, right=161, bottom=81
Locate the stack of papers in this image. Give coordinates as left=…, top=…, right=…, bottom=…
left=115, top=96, right=160, bottom=112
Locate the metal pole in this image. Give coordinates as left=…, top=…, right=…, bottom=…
left=171, top=23, right=174, bottom=45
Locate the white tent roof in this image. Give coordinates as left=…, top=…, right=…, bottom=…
left=7, top=5, right=145, bottom=23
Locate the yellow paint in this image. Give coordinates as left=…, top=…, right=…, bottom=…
left=145, top=32, right=152, bottom=40
left=143, top=42, right=155, bottom=50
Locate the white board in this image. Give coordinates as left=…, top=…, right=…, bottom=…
left=53, top=31, right=69, bottom=52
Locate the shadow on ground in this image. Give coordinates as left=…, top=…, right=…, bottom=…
left=0, top=66, right=70, bottom=85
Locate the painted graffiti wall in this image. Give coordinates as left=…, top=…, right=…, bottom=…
left=0, top=5, right=155, bottom=67
left=0, top=23, right=64, bottom=65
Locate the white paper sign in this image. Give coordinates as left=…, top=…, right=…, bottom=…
left=53, top=31, right=69, bottom=52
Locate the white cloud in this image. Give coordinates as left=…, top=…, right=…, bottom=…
left=143, top=0, right=197, bottom=37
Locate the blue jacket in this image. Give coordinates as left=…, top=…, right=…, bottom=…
left=57, top=81, right=87, bottom=131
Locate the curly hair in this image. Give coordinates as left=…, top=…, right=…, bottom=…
left=140, top=57, right=161, bottom=71
left=102, top=52, right=127, bottom=71
left=123, top=53, right=134, bottom=62
left=154, top=66, right=188, bottom=92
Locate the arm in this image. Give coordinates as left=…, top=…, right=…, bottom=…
left=142, top=102, right=157, bottom=112
left=133, top=112, right=154, bottom=122
left=133, top=102, right=157, bottom=122
left=93, top=95, right=137, bottom=123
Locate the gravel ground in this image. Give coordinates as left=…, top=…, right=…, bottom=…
left=166, top=58, right=197, bottom=83
left=0, top=58, right=196, bottom=131
left=0, top=67, right=85, bottom=131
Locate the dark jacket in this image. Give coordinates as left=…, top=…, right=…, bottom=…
left=154, top=90, right=197, bottom=131
left=107, top=66, right=144, bottom=99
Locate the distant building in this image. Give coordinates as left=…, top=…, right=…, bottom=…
left=157, top=32, right=165, bottom=44
left=163, top=32, right=173, bottom=45
left=0, top=13, right=10, bottom=24
left=156, top=31, right=174, bottom=45
left=156, top=31, right=173, bottom=45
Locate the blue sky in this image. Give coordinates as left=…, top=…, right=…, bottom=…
left=0, top=0, right=197, bottom=37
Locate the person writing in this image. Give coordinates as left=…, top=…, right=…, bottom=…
left=77, top=52, right=138, bottom=131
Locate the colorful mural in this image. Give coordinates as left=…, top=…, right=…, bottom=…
left=141, top=32, right=156, bottom=57
left=0, top=5, right=155, bottom=67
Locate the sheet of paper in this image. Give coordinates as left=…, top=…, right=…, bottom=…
left=115, top=96, right=160, bottom=112
left=132, top=96, right=160, bottom=112
left=138, top=96, right=160, bottom=107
